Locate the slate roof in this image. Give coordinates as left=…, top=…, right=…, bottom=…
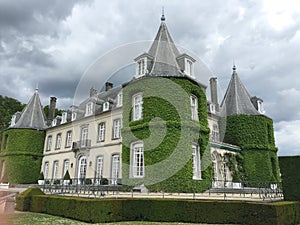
left=13, top=89, right=47, bottom=130
left=220, top=66, right=260, bottom=116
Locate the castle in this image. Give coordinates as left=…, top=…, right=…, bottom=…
left=0, top=14, right=280, bottom=191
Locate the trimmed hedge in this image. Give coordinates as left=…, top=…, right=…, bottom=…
left=279, top=156, right=300, bottom=201
left=15, top=187, right=45, bottom=211
left=16, top=192, right=300, bottom=225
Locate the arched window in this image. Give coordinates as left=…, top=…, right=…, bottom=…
left=78, top=156, right=87, bottom=184
left=131, top=141, right=144, bottom=178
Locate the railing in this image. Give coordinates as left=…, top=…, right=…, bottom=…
left=38, top=178, right=283, bottom=202
left=72, top=140, right=91, bottom=149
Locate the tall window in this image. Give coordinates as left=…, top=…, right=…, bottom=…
left=85, top=102, right=93, bottom=116
left=136, top=58, right=146, bottom=77
left=46, top=135, right=52, bottom=151
left=44, top=162, right=49, bottom=179
left=95, top=156, right=104, bottom=183
left=65, top=131, right=72, bottom=148
left=62, top=159, right=70, bottom=177
left=52, top=160, right=59, bottom=180
left=117, top=91, right=123, bottom=107
left=97, top=122, right=105, bottom=142
left=103, top=102, right=109, bottom=112
left=192, top=143, right=201, bottom=180
left=132, top=93, right=143, bottom=121
left=185, top=59, right=193, bottom=76
left=211, top=124, right=220, bottom=142
left=61, top=112, right=68, bottom=124
left=55, top=133, right=62, bottom=150
left=190, top=95, right=198, bottom=121
left=131, top=142, right=144, bottom=178
left=111, top=154, right=120, bottom=185
left=78, top=156, right=87, bottom=184
left=71, top=112, right=77, bottom=121
left=112, top=119, right=121, bottom=139
left=81, top=127, right=89, bottom=147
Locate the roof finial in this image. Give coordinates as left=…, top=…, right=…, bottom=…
left=35, top=83, right=39, bottom=92
left=161, top=7, right=165, bottom=21
left=232, top=59, right=236, bottom=72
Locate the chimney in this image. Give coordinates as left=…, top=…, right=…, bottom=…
left=47, top=97, right=57, bottom=126
left=105, top=82, right=113, bottom=91
left=90, top=87, right=97, bottom=97
left=209, top=77, right=219, bottom=111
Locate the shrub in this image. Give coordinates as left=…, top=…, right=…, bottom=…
left=63, top=170, right=71, bottom=180
left=15, top=187, right=45, bottom=211
left=85, top=178, right=92, bottom=185
left=100, top=178, right=108, bottom=185
left=38, top=172, right=44, bottom=180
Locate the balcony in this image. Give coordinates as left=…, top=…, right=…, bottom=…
left=72, top=140, right=91, bottom=150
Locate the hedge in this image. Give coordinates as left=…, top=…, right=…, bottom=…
left=15, top=187, right=45, bottom=211
left=16, top=189, right=300, bottom=225
left=279, top=156, right=300, bottom=201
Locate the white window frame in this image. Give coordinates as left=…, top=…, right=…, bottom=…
left=131, top=141, right=144, bottom=178
left=117, top=91, right=123, bottom=107
left=98, top=122, right=106, bottom=142
left=71, top=112, right=77, bottom=121
left=52, top=118, right=57, bottom=126
left=103, top=102, right=109, bottom=112
left=85, top=102, right=94, bottom=116
left=61, top=112, right=68, bottom=124
left=95, top=156, right=104, bottom=183
left=52, top=160, right=59, bottom=180
left=111, top=154, right=120, bottom=185
left=65, top=130, right=72, bottom=148
left=192, top=143, right=201, bottom=180
left=136, top=58, right=147, bottom=77
left=62, top=159, right=70, bottom=178
left=55, top=133, right=62, bottom=150
left=81, top=127, right=89, bottom=147
left=190, top=95, right=198, bottom=121
left=112, top=119, right=121, bottom=139
left=78, top=156, right=87, bottom=184
left=46, top=135, right=52, bottom=151
left=185, top=58, right=194, bottom=77
left=44, top=162, right=49, bottom=179
left=257, top=100, right=265, bottom=114
left=132, top=93, right=143, bottom=121
left=211, top=124, right=220, bottom=142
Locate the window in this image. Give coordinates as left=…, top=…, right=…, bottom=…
left=190, top=95, right=198, bottom=121
left=81, top=127, right=89, bottom=147
left=103, top=102, right=109, bottom=112
left=71, top=112, right=77, bottom=121
left=97, top=122, right=105, bottom=142
left=192, top=143, right=201, bottom=180
left=62, top=159, right=70, bottom=177
left=132, top=93, right=143, bottom=121
left=185, top=59, right=193, bottom=76
left=95, top=156, right=104, bottom=183
left=52, top=160, right=59, bottom=180
left=44, top=162, right=49, bottom=179
left=257, top=100, right=265, bottom=114
left=55, top=133, right=62, bottom=150
left=211, top=124, right=220, bottom=142
left=61, top=112, right=68, bottom=124
left=111, top=154, right=120, bottom=185
left=112, top=119, right=121, bottom=139
left=46, top=135, right=52, bottom=151
left=65, top=131, right=72, bottom=148
left=78, top=156, right=87, bottom=184
left=85, top=102, right=94, bottom=116
left=117, top=91, right=123, bottom=107
left=131, top=141, right=144, bottom=178
left=52, top=118, right=57, bottom=126
left=136, top=58, right=146, bottom=77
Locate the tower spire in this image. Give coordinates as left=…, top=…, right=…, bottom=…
left=161, top=7, right=165, bottom=21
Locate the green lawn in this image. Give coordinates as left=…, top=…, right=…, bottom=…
left=1, top=212, right=237, bottom=225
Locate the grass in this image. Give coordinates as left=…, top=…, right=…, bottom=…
left=0, top=212, right=238, bottom=225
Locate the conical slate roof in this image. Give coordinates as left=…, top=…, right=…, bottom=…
left=13, top=89, right=47, bottom=130
left=220, top=66, right=260, bottom=116
left=147, top=15, right=182, bottom=76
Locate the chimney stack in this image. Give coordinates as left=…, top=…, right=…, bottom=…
left=105, top=82, right=113, bottom=91
left=90, top=87, right=97, bottom=97
left=209, top=77, right=219, bottom=111
left=47, top=97, right=57, bottom=126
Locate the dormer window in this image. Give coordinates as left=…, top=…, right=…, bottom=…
left=103, top=102, right=109, bottom=112
left=257, top=99, right=265, bottom=114
left=136, top=58, right=147, bottom=77
left=61, top=112, right=68, bottom=124
left=85, top=102, right=94, bottom=116
left=117, top=91, right=123, bottom=107
left=71, top=112, right=77, bottom=121
left=52, top=118, right=57, bottom=126
left=185, top=59, right=193, bottom=77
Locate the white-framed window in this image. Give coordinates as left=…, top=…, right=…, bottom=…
left=185, top=58, right=193, bottom=76
left=192, top=143, right=201, bottom=180
left=85, top=102, right=94, bottom=116
left=78, top=156, right=87, bottom=184
left=46, top=135, right=52, bottom=151
left=71, top=112, right=77, bottom=121
left=55, top=133, right=62, bottom=150
left=117, top=91, right=123, bottom=107
left=95, top=156, right=104, bottom=183
left=97, top=122, right=105, bottom=142
left=103, top=102, right=109, bottom=112
left=10, top=114, right=16, bottom=127
left=52, top=118, right=57, bottom=126
left=190, top=95, right=198, bottom=121
left=62, top=159, right=70, bottom=178
left=52, top=160, right=59, bottom=180
left=131, top=141, right=144, bottom=178
left=111, top=154, right=120, bottom=185
left=132, top=93, right=143, bottom=121
left=61, top=112, right=68, bottom=124
left=211, top=124, right=219, bottom=142
left=257, top=99, right=265, bottom=114
left=136, top=58, right=147, bottom=77
left=81, top=127, right=89, bottom=147
left=65, top=131, right=72, bottom=148
left=44, top=162, right=49, bottom=179
left=112, top=119, right=121, bottom=139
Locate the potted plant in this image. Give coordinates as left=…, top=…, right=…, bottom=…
left=38, top=172, right=44, bottom=185
left=63, top=170, right=71, bottom=185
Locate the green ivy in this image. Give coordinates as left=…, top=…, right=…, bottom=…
left=0, top=128, right=45, bottom=184
left=122, top=77, right=211, bottom=192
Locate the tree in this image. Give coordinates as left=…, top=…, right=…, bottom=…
left=43, top=105, right=63, bottom=119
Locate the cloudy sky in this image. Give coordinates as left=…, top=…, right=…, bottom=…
left=0, top=0, right=299, bottom=156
